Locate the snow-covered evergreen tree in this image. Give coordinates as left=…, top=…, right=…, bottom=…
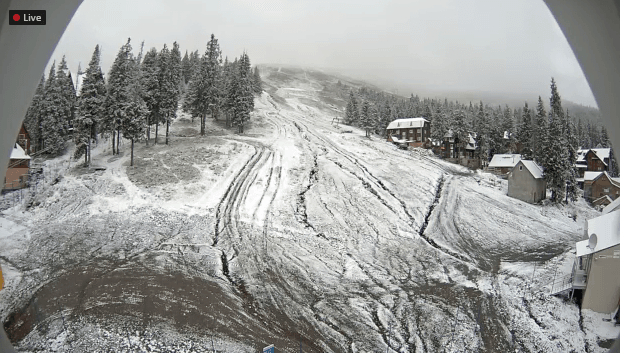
left=141, top=47, right=160, bottom=145
left=181, top=50, right=191, bottom=85
left=565, top=110, right=579, bottom=202
left=360, top=100, right=374, bottom=137
left=41, top=62, right=66, bottom=156
left=519, top=102, right=533, bottom=159
left=103, top=38, right=135, bottom=154
left=601, top=126, right=610, bottom=148
left=344, top=91, right=359, bottom=125
left=252, top=66, right=263, bottom=94
left=158, top=42, right=183, bottom=145
left=533, top=96, right=548, bottom=166
left=377, top=99, right=392, bottom=137
left=229, top=52, right=254, bottom=133
left=122, top=100, right=148, bottom=166
left=24, top=75, right=46, bottom=153
left=74, top=45, right=106, bottom=164
left=546, top=78, right=567, bottom=203
left=56, top=56, right=77, bottom=135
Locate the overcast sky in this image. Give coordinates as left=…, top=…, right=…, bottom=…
left=47, top=0, right=597, bottom=107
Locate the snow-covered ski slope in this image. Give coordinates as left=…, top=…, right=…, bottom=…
left=0, top=65, right=616, bottom=352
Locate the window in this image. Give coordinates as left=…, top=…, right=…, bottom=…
left=519, top=166, right=523, bottom=171
left=604, top=188, right=610, bottom=193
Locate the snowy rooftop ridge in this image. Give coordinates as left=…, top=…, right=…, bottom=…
left=9, top=143, right=30, bottom=160
left=576, top=148, right=611, bottom=164
left=518, top=160, right=544, bottom=179
left=577, top=210, right=620, bottom=257
left=488, top=154, right=521, bottom=168
left=602, top=196, right=620, bottom=214
left=386, top=118, right=428, bottom=130
left=583, top=171, right=603, bottom=181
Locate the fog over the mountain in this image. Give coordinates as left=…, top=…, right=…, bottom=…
left=49, top=0, right=597, bottom=107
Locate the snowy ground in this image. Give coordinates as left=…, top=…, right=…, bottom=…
left=0, top=65, right=617, bottom=352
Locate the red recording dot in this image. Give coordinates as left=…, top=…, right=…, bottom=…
left=12, top=14, right=20, bottom=21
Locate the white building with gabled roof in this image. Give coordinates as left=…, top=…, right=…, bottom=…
left=386, top=117, right=431, bottom=148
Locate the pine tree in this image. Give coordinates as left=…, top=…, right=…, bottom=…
left=41, top=62, right=66, bottom=155
left=565, top=110, right=579, bottom=202
left=56, top=56, right=77, bottom=135
left=24, top=75, right=46, bottom=153
left=122, top=100, right=148, bottom=166
left=431, top=104, right=447, bottom=141
left=181, top=50, right=191, bottom=85
left=252, top=66, right=263, bottom=94
left=360, top=100, right=374, bottom=137
left=159, top=42, right=183, bottom=145
left=103, top=38, right=135, bottom=155
left=230, top=52, right=254, bottom=133
left=141, top=47, right=160, bottom=145
left=519, top=102, right=533, bottom=159
left=345, top=91, right=357, bottom=125
left=576, top=118, right=584, bottom=148
left=377, top=99, right=392, bottom=137
left=601, top=126, right=610, bottom=148
left=74, top=45, right=106, bottom=164
left=533, top=96, right=548, bottom=166
left=546, top=78, right=567, bottom=203
left=473, top=102, right=488, bottom=160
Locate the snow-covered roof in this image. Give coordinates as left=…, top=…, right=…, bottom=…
left=577, top=210, right=620, bottom=257
left=576, top=164, right=587, bottom=169
left=465, top=134, right=476, bottom=150
left=589, top=171, right=620, bottom=189
left=577, top=149, right=588, bottom=163
left=9, top=143, right=30, bottom=160
left=443, top=129, right=454, bottom=138
left=517, top=160, right=544, bottom=179
left=386, top=118, right=428, bottom=130
left=578, top=148, right=611, bottom=165
left=488, top=154, right=521, bottom=168
left=584, top=171, right=603, bottom=181
left=592, top=148, right=611, bottom=161
left=602, top=196, right=620, bottom=215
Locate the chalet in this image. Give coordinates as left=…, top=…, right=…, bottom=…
left=586, top=148, right=610, bottom=172
left=551, top=211, right=620, bottom=314
left=576, top=148, right=611, bottom=177
left=583, top=171, right=620, bottom=204
left=507, top=160, right=546, bottom=203
left=386, top=118, right=431, bottom=148
left=442, top=129, right=457, bottom=158
left=16, top=123, right=31, bottom=154
left=487, top=154, right=521, bottom=177
left=3, top=143, right=31, bottom=190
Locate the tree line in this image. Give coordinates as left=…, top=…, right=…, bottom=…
left=23, top=34, right=263, bottom=166
left=343, top=78, right=617, bottom=204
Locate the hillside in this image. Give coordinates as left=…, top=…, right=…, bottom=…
left=0, top=66, right=616, bottom=352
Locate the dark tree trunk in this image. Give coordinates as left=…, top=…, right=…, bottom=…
left=146, top=116, right=150, bottom=146
left=155, top=122, right=159, bottom=144
left=130, top=139, right=134, bottom=166
left=166, top=117, right=170, bottom=145
left=117, top=128, right=121, bottom=154
left=200, top=114, right=205, bottom=136
left=112, top=130, right=116, bottom=155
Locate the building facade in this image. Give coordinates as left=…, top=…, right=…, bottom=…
left=386, top=118, right=431, bottom=148
left=507, top=160, right=546, bottom=203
